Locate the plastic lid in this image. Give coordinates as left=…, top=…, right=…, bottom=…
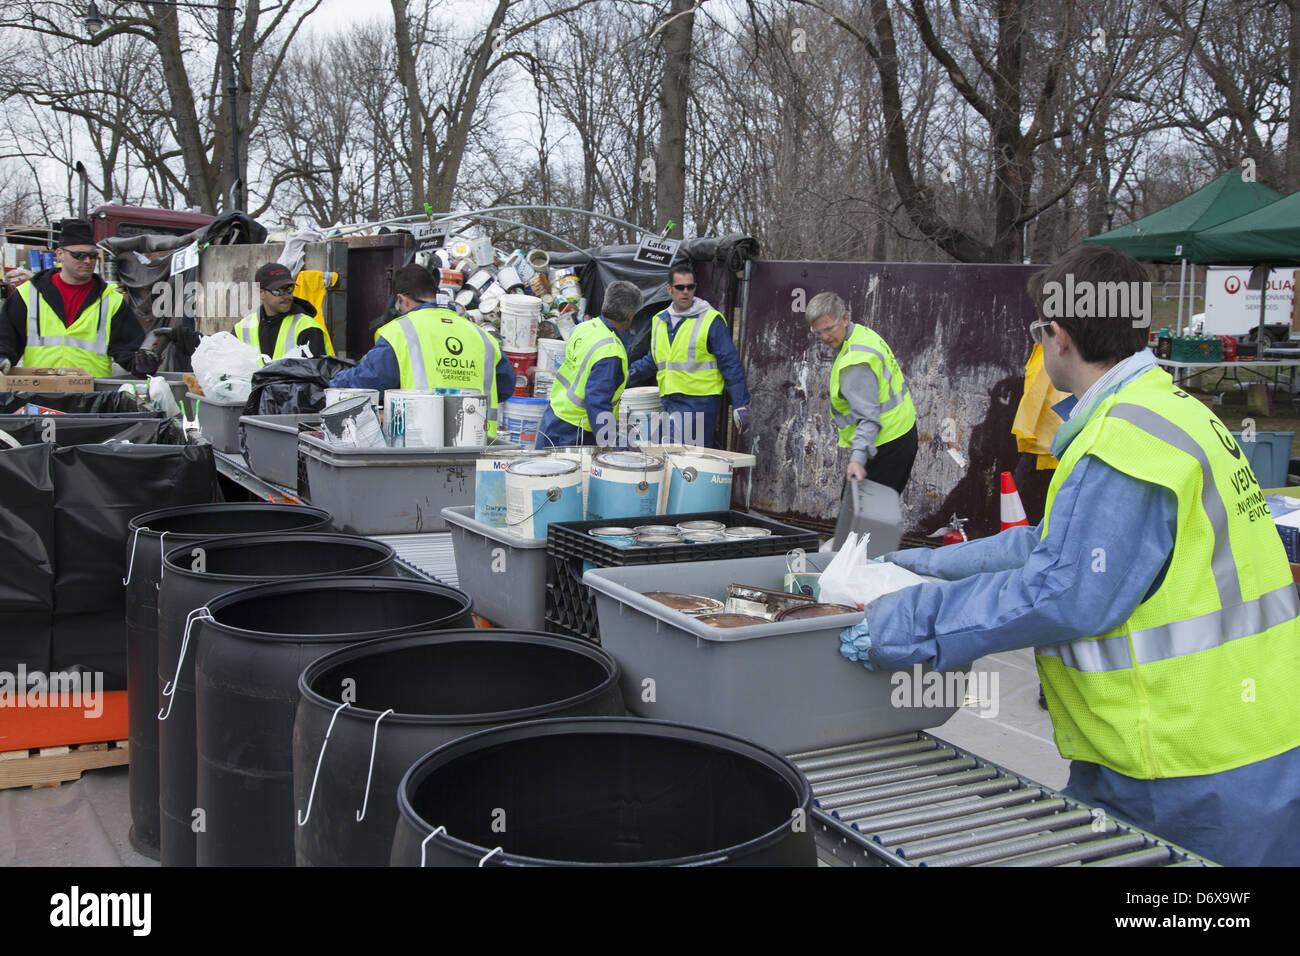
left=507, top=458, right=578, bottom=476
left=505, top=396, right=549, bottom=406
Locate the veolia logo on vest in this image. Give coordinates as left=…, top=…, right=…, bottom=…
left=435, top=333, right=480, bottom=387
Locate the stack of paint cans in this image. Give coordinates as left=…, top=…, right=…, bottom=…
left=501, top=293, right=543, bottom=397
left=618, top=387, right=663, bottom=446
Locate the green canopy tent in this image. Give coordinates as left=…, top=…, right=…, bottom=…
left=1083, top=172, right=1283, bottom=331
left=1187, top=189, right=1300, bottom=264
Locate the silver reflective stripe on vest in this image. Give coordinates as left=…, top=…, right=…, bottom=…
left=26, top=287, right=111, bottom=352
left=556, top=336, right=616, bottom=410
left=398, top=317, right=429, bottom=390
left=1107, top=403, right=1243, bottom=609
left=845, top=341, right=910, bottom=410
left=880, top=388, right=910, bottom=413
left=1038, top=583, right=1299, bottom=673
left=658, top=313, right=718, bottom=372
left=471, top=324, right=498, bottom=420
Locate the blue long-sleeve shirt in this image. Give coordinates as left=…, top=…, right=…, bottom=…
left=862, top=348, right=1300, bottom=865
left=627, top=301, right=751, bottom=408
left=537, top=317, right=628, bottom=448
left=329, top=304, right=515, bottom=400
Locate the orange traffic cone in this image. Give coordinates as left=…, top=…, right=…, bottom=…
left=1000, top=471, right=1029, bottom=530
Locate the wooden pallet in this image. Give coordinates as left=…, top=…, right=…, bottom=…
left=0, top=740, right=129, bottom=790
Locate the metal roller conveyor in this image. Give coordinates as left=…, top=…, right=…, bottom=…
left=798, top=731, right=1214, bottom=867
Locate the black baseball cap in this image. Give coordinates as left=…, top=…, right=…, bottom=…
left=255, top=263, right=294, bottom=290
left=56, top=219, right=95, bottom=248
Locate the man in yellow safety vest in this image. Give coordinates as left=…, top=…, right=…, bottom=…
left=233, top=262, right=334, bottom=360
left=329, top=264, right=514, bottom=434
left=0, top=219, right=148, bottom=377
left=839, top=244, right=1300, bottom=866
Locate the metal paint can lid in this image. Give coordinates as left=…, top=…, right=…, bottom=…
left=593, top=451, right=663, bottom=471
left=724, top=526, right=773, bottom=538
left=773, top=603, right=861, bottom=621
left=591, top=526, right=636, bottom=537
left=507, top=458, right=578, bottom=477
left=634, top=525, right=681, bottom=536
left=676, top=520, right=726, bottom=532
left=683, top=531, right=727, bottom=543
left=697, top=613, right=771, bottom=628
left=643, top=592, right=725, bottom=615
left=636, top=534, right=680, bottom=544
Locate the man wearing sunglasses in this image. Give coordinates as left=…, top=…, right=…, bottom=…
left=233, top=262, right=334, bottom=360
left=0, top=218, right=149, bottom=377
left=626, top=263, right=750, bottom=448
left=842, top=244, right=1300, bottom=865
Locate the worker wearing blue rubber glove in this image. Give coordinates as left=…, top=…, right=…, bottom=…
left=838, top=621, right=873, bottom=670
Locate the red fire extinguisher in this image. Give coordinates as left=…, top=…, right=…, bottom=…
left=942, top=515, right=969, bottom=546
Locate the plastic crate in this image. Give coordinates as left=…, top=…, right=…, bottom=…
left=239, top=413, right=320, bottom=489
left=441, top=505, right=547, bottom=629
left=545, top=510, right=821, bottom=642
left=190, top=392, right=244, bottom=453
left=1170, top=336, right=1222, bottom=362
left=583, top=554, right=964, bottom=753
left=96, top=372, right=196, bottom=418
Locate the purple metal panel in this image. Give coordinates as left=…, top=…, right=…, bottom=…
left=341, top=234, right=409, bottom=358
left=737, top=260, right=1052, bottom=538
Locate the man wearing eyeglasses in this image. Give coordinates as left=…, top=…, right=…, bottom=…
left=233, top=262, right=334, bottom=360
left=626, top=263, right=750, bottom=448
left=0, top=218, right=149, bottom=377
left=806, top=291, right=917, bottom=494
left=841, top=244, right=1300, bottom=866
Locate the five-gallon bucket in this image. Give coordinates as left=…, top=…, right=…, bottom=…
left=503, top=396, right=547, bottom=447
left=535, top=337, right=565, bottom=373
left=499, top=294, right=543, bottom=351
left=294, top=630, right=624, bottom=866
left=156, top=533, right=397, bottom=867
left=475, top=449, right=547, bottom=527
left=587, top=451, right=664, bottom=521
left=193, top=578, right=473, bottom=866
left=391, top=717, right=816, bottom=866
left=664, top=453, right=733, bottom=513
left=505, top=457, right=583, bottom=538
left=123, top=503, right=332, bottom=860
left=385, top=390, right=444, bottom=448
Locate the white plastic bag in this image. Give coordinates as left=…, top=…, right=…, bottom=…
left=191, top=331, right=263, bottom=403
left=819, top=532, right=929, bottom=609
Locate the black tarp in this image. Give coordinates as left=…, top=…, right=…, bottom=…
left=101, top=211, right=268, bottom=374
left=547, top=234, right=759, bottom=359
left=242, top=356, right=357, bottom=416
left=0, top=421, right=215, bottom=688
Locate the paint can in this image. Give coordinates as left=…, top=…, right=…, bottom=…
left=502, top=396, right=548, bottom=448
left=676, top=519, right=726, bottom=533
left=723, top=526, right=772, bottom=538
left=439, top=268, right=464, bottom=290
left=500, top=294, right=543, bottom=351
left=619, top=387, right=662, bottom=446
left=324, top=387, right=380, bottom=408
left=504, top=350, right=538, bottom=397
left=533, top=369, right=555, bottom=399
left=505, top=457, right=583, bottom=539
left=385, top=390, right=445, bottom=448
left=320, top=396, right=386, bottom=449
left=556, top=272, right=581, bottom=304
left=665, top=453, right=734, bottom=513
left=549, top=445, right=594, bottom=502
left=456, top=268, right=495, bottom=309
left=526, top=249, right=550, bottom=275
left=535, top=337, right=566, bottom=373
left=475, top=450, right=547, bottom=526
left=443, top=392, right=488, bottom=447
left=586, top=451, right=664, bottom=522
left=530, top=274, right=552, bottom=297
left=643, top=593, right=724, bottom=616
left=505, top=250, right=536, bottom=283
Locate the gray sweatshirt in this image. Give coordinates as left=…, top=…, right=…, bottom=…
left=837, top=364, right=882, bottom=465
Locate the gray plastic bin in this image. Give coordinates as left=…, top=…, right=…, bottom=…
left=240, top=414, right=320, bottom=489
left=299, top=434, right=518, bottom=535
left=96, top=372, right=195, bottom=418
left=190, top=392, right=245, bottom=453
left=441, top=505, right=546, bottom=629
left=583, top=554, right=964, bottom=754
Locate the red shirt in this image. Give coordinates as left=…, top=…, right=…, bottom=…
left=51, top=273, right=94, bottom=328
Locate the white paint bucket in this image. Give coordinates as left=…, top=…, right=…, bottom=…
left=526, top=249, right=550, bottom=274
left=587, top=451, right=664, bottom=522
left=499, top=294, right=542, bottom=350
left=533, top=369, right=555, bottom=399
left=385, top=390, right=444, bottom=448
left=320, top=396, right=386, bottom=449
left=665, top=452, right=733, bottom=513
left=475, top=450, right=546, bottom=526
left=502, top=396, right=548, bottom=449
left=505, top=457, right=583, bottom=539
left=324, top=387, right=379, bottom=408
left=535, top=337, right=566, bottom=372
left=443, top=392, right=488, bottom=447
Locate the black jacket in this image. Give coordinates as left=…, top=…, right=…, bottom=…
left=249, top=297, right=327, bottom=359
left=0, top=269, right=144, bottom=369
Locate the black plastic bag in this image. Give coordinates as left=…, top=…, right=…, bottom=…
left=242, top=356, right=357, bottom=417
left=0, top=391, right=143, bottom=414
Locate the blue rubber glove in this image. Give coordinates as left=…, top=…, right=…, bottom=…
left=839, top=621, right=874, bottom=671
left=732, top=406, right=751, bottom=431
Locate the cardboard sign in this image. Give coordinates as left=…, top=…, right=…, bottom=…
left=1, top=368, right=94, bottom=392
left=633, top=234, right=681, bottom=268
left=410, top=222, right=448, bottom=254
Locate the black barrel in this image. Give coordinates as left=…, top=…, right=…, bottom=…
left=294, top=630, right=625, bottom=866
left=124, top=503, right=331, bottom=859
left=157, top=534, right=398, bottom=867
left=391, top=717, right=817, bottom=867
left=194, top=577, right=474, bottom=867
